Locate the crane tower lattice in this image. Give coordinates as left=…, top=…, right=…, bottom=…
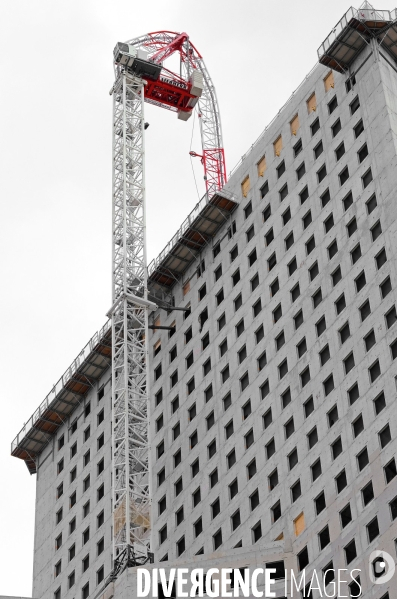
left=110, top=31, right=226, bottom=564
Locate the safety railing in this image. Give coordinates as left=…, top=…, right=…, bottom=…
left=148, top=186, right=236, bottom=276
left=11, top=320, right=111, bottom=453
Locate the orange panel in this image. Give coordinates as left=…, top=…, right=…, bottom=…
left=294, top=512, right=305, bottom=536
left=183, top=280, right=190, bottom=296
left=307, top=93, right=317, bottom=113
left=324, top=71, right=335, bottom=92
left=274, top=136, right=283, bottom=157
left=241, top=176, right=250, bottom=197
left=290, top=114, right=300, bottom=136
left=257, top=155, right=266, bottom=177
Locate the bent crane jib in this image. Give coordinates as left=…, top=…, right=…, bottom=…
left=113, top=31, right=227, bottom=194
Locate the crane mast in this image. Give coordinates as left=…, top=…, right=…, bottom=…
left=111, top=72, right=152, bottom=560
left=110, top=31, right=227, bottom=566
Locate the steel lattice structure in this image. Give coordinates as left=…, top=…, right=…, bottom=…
left=126, top=31, right=227, bottom=194
left=110, top=31, right=226, bottom=563
left=111, top=72, right=152, bottom=559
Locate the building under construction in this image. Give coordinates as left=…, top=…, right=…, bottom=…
left=10, top=3, right=397, bottom=598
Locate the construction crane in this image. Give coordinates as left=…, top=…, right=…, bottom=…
left=108, top=31, right=226, bottom=570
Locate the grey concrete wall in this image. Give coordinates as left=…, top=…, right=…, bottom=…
left=148, top=42, right=397, bottom=598
left=32, top=372, right=113, bottom=599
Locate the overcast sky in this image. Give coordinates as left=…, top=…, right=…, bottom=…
left=0, top=0, right=383, bottom=594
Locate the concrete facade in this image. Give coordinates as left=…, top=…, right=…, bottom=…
left=148, top=37, right=397, bottom=597
left=18, top=12, right=397, bottom=599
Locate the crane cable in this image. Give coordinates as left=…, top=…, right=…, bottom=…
left=189, top=107, right=201, bottom=201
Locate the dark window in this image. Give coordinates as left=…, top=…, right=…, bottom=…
left=270, top=278, right=279, bottom=297
left=323, top=374, right=334, bottom=396
left=328, top=240, right=338, bottom=259
left=362, top=482, right=374, bottom=507
left=376, top=247, right=387, bottom=270
left=291, top=283, right=300, bottom=302
left=317, top=164, right=327, bottom=182
left=332, top=436, right=343, bottom=460
left=350, top=96, right=360, bottom=114
left=288, top=448, right=298, bottom=470
left=268, top=469, right=278, bottom=491
left=355, top=271, right=366, bottom=292
left=379, top=424, right=391, bottom=448
left=282, top=207, right=291, bottom=225
left=344, top=540, right=357, bottom=565
left=304, top=396, right=314, bottom=418
left=271, top=501, right=281, bottom=522
left=312, top=288, right=322, bottom=308
left=314, top=140, right=323, bottom=159
left=294, top=310, right=304, bottom=330
left=279, top=359, right=288, bottom=379
left=266, top=438, right=276, bottom=459
left=364, top=329, right=376, bottom=351
left=234, top=293, right=242, bottom=312
left=256, top=325, right=264, bottom=344
left=279, top=184, right=288, bottom=201
left=340, top=504, right=352, bottom=528
left=311, top=459, right=322, bottom=481
left=319, top=525, right=330, bottom=549
left=258, top=175, right=269, bottom=198
left=324, top=213, right=334, bottom=233
left=281, top=387, right=291, bottom=408
left=297, top=162, right=306, bottom=180
left=277, top=160, right=286, bottom=179
left=343, top=191, right=353, bottom=211
left=268, top=252, right=276, bottom=271
left=347, top=217, right=357, bottom=236
left=297, top=337, right=307, bottom=358
left=213, top=529, right=222, bottom=550
left=298, top=547, right=309, bottom=571
left=244, top=202, right=252, bottom=219
left=336, top=293, right=346, bottom=314
left=369, top=360, right=381, bottom=382
left=311, top=118, right=320, bottom=136
left=308, top=427, right=318, bottom=449
left=301, top=367, right=311, bottom=387
left=265, top=228, right=274, bottom=247
left=366, top=193, right=377, bottom=214
left=332, top=118, right=341, bottom=137
left=381, top=276, right=392, bottom=298
left=362, top=168, right=373, bottom=188
left=248, top=274, right=259, bottom=294
left=344, top=352, right=355, bottom=374
left=339, top=166, right=349, bottom=185
left=328, top=95, right=338, bottom=113
left=360, top=299, right=371, bottom=321
left=351, top=243, right=361, bottom=264
left=189, top=431, right=198, bottom=449
left=285, top=418, right=295, bottom=439
left=358, top=143, right=368, bottom=163
left=257, top=351, right=267, bottom=371
left=285, top=231, right=294, bottom=250
left=316, top=316, right=326, bottom=337
left=315, top=492, right=326, bottom=515
left=354, top=119, right=364, bottom=138
left=300, top=186, right=309, bottom=204
left=291, top=480, right=301, bottom=502
left=262, top=203, right=271, bottom=221
left=331, top=266, right=342, bottom=287
left=335, top=142, right=345, bottom=161
left=321, top=188, right=330, bottom=207
left=262, top=381, right=271, bottom=402
left=384, top=458, right=397, bottom=483
left=336, top=469, right=347, bottom=493
left=374, top=391, right=386, bottom=414
left=227, top=448, right=236, bottom=468
left=288, top=257, right=297, bottom=276
left=294, top=138, right=303, bottom=157
left=320, top=344, right=330, bottom=365
left=303, top=211, right=312, bottom=229
left=249, top=248, right=257, bottom=267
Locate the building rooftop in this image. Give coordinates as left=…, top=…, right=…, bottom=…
left=318, top=3, right=397, bottom=72
left=148, top=188, right=238, bottom=289
left=11, top=322, right=111, bottom=473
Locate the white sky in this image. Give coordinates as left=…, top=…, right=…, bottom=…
left=0, top=0, right=380, bottom=594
